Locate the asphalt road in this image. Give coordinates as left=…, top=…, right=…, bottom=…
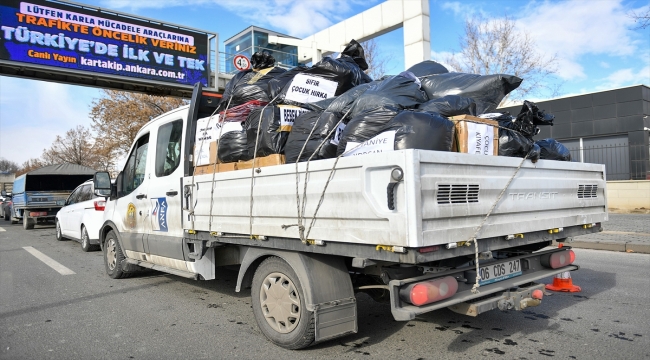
left=1, top=222, right=649, bottom=360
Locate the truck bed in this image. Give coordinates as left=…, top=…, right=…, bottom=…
left=184, top=149, right=607, bottom=248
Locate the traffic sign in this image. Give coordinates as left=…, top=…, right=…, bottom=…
left=233, top=55, right=251, bottom=71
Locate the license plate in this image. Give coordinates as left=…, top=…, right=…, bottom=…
left=478, top=259, right=522, bottom=285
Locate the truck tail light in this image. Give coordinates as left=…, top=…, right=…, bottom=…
left=399, top=276, right=458, bottom=306
left=29, top=212, right=47, bottom=217
left=540, top=250, right=575, bottom=269
left=94, top=200, right=106, bottom=211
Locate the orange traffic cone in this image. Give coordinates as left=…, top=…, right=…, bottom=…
left=545, top=271, right=581, bottom=292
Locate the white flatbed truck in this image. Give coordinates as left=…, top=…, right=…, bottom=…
left=92, top=83, right=607, bottom=349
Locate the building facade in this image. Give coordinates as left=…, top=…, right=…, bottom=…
left=500, top=85, right=650, bottom=180
left=224, top=26, right=300, bottom=73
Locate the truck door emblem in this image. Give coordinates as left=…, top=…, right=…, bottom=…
left=151, top=197, right=168, bottom=232
left=126, top=203, right=137, bottom=229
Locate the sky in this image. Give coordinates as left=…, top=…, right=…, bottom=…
left=0, top=0, right=649, bottom=165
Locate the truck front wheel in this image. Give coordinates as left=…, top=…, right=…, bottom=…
left=104, top=231, right=131, bottom=279
left=251, top=256, right=315, bottom=350
left=23, top=214, right=34, bottom=230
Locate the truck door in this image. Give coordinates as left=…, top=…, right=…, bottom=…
left=143, top=118, right=186, bottom=263
left=115, top=133, right=150, bottom=254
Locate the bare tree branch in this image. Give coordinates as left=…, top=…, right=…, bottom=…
left=629, top=8, right=650, bottom=29
left=362, top=38, right=393, bottom=80
left=446, top=15, right=560, bottom=104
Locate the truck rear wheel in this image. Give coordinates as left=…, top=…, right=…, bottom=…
left=251, top=256, right=315, bottom=350
left=104, top=230, right=131, bottom=279
left=23, top=214, right=34, bottom=230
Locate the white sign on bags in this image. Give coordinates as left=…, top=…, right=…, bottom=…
left=278, top=105, right=310, bottom=131
left=284, top=74, right=337, bottom=104
left=466, top=122, right=495, bottom=155
left=343, top=131, right=396, bottom=157
left=330, top=122, right=346, bottom=145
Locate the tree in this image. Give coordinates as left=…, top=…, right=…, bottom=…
left=630, top=8, right=650, bottom=29
left=41, top=125, right=110, bottom=171
left=0, top=158, right=19, bottom=173
left=362, top=38, right=393, bottom=80
left=17, top=158, right=45, bottom=176
left=444, top=16, right=560, bottom=103
left=90, top=90, right=186, bottom=158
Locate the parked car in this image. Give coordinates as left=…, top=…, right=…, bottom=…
left=0, top=195, right=12, bottom=221
left=55, top=180, right=108, bottom=251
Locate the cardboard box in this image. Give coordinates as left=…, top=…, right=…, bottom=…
left=237, top=154, right=286, bottom=170
left=194, top=163, right=238, bottom=175
left=193, top=141, right=218, bottom=166
left=449, top=115, right=499, bottom=156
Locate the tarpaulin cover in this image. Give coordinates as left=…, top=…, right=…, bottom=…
left=350, top=73, right=427, bottom=118
left=245, top=106, right=288, bottom=157
left=267, top=65, right=309, bottom=100
left=285, top=111, right=341, bottom=162
left=217, top=130, right=252, bottom=163
left=418, top=73, right=522, bottom=114
left=337, top=106, right=402, bottom=155
left=220, top=100, right=268, bottom=123
left=536, top=139, right=572, bottom=161
left=416, top=95, right=477, bottom=117
left=26, top=163, right=96, bottom=175
left=251, top=51, right=275, bottom=69
left=379, top=110, right=455, bottom=152
left=406, top=60, right=449, bottom=77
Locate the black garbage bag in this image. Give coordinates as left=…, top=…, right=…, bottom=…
left=528, top=143, right=541, bottom=163
left=324, top=82, right=375, bottom=115
left=217, top=130, right=251, bottom=163
left=278, top=55, right=372, bottom=107
left=418, top=73, right=522, bottom=114
left=417, top=95, right=477, bottom=117
left=517, top=100, right=554, bottom=126
left=406, top=60, right=449, bottom=77
left=378, top=110, right=455, bottom=152
left=285, top=111, right=342, bottom=162
left=267, top=65, right=309, bottom=100
left=350, top=72, right=428, bottom=118
left=245, top=106, right=288, bottom=157
left=337, top=106, right=402, bottom=155
left=304, top=97, right=338, bottom=112
left=220, top=67, right=286, bottom=110
left=341, top=39, right=369, bottom=71
left=251, top=51, right=275, bottom=70
left=498, top=127, right=534, bottom=159
left=218, top=70, right=253, bottom=110
left=536, top=139, right=571, bottom=161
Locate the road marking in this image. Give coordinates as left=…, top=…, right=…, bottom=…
left=23, top=246, right=76, bottom=275
left=0, top=227, right=5, bottom=232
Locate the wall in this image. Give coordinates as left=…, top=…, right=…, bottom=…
left=606, top=180, right=650, bottom=211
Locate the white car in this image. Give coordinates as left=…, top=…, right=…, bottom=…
left=55, top=179, right=107, bottom=252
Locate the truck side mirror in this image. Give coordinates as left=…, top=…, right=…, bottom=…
left=93, top=172, right=111, bottom=197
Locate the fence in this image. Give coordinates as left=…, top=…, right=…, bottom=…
left=566, top=143, right=649, bottom=180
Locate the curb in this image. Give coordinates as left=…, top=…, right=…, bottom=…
left=553, top=240, right=650, bottom=254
